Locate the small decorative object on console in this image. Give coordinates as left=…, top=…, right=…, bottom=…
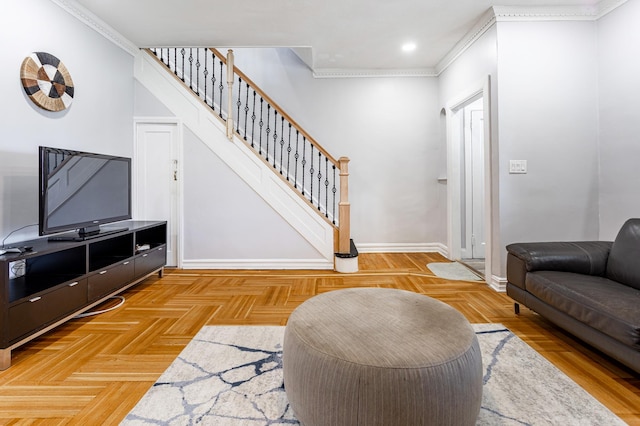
left=136, top=244, right=151, bottom=252
left=0, top=248, right=22, bottom=255
left=0, top=247, right=31, bottom=255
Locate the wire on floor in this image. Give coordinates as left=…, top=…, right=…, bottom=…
left=75, top=296, right=125, bottom=318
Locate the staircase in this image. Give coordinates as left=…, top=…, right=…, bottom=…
left=134, top=48, right=357, bottom=272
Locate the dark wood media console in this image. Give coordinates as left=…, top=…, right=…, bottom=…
left=0, top=220, right=167, bottom=369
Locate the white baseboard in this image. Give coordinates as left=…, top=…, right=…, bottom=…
left=134, top=51, right=335, bottom=262
left=180, top=254, right=508, bottom=292
left=488, top=274, right=507, bottom=292
left=356, top=243, right=449, bottom=258
left=181, top=259, right=334, bottom=270
left=357, top=242, right=507, bottom=293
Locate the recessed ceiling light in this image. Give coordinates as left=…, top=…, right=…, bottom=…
left=402, top=42, right=417, bottom=52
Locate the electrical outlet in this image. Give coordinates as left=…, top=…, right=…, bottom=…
left=509, top=160, right=527, bottom=174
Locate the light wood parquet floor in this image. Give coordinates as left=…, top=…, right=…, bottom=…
left=0, top=252, right=638, bottom=425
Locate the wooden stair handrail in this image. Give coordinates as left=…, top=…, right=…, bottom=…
left=215, top=48, right=351, bottom=255
left=211, top=48, right=340, bottom=167
left=147, top=47, right=353, bottom=256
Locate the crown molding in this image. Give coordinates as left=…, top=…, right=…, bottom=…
left=313, top=68, right=437, bottom=79
left=492, top=1, right=628, bottom=21
left=435, top=7, right=497, bottom=76
left=493, top=5, right=599, bottom=21
left=49, top=0, right=139, bottom=56
left=289, top=48, right=438, bottom=79
left=50, top=0, right=628, bottom=77
left=435, top=0, right=628, bottom=76
left=595, top=0, right=629, bottom=18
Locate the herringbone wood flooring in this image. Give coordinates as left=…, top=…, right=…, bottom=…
left=0, top=252, right=638, bottom=425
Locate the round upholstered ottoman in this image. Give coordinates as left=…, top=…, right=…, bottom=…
left=283, top=288, right=482, bottom=426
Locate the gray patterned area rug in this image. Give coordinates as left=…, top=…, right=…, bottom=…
left=427, top=262, right=483, bottom=281
left=121, top=324, right=625, bottom=425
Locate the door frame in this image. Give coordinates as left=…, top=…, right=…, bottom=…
left=462, top=102, right=485, bottom=260
left=133, top=117, right=184, bottom=268
left=445, top=76, right=493, bottom=284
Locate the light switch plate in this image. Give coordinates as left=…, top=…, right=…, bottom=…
left=509, top=160, right=527, bottom=174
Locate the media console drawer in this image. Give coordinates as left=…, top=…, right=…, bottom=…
left=135, top=246, right=166, bottom=277
left=0, top=220, right=167, bottom=369
left=88, top=259, right=135, bottom=301
left=8, top=278, right=88, bottom=343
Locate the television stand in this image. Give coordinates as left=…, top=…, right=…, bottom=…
left=0, top=220, right=167, bottom=369
left=48, top=227, right=129, bottom=242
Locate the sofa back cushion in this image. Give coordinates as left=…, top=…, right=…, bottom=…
left=606, top=218, right=640, bottom=290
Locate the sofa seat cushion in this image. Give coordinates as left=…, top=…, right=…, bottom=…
left=526, top=271, right=640, bottom=348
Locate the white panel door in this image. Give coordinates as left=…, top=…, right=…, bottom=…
left=461, top=98, right=485, bottom=260
left=134, top=121, right=181, bottom=267
left=469, top=108, right=485, bottom=259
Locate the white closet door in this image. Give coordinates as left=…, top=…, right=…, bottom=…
left=134, top=120, right=181, bottom=267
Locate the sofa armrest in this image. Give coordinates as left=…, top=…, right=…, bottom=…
left=506, top=241, right=612, bottom=276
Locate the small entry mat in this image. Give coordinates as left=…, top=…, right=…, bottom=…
left=427, top=262, right=482, bottom=281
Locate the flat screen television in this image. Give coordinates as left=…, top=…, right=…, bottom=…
left=39, top=146, right=132, bottom=241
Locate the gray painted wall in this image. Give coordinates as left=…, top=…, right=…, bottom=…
left=181, top=126, right=323, bottom=261
left=231, top=48, right=444, bottom=248
left=134, top=82, right=324, bottom=264
left=0, top=0, right=134, bottom=244
left=496, top=20, right=600, bottom=271
left=438, top=25, right=499, bottom=276
left=4, top=0, right=638, bottom=276
left=597, top=0, right=640, bottom=239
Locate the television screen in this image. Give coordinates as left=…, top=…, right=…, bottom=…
left=39, top=146, right=132, bottom=239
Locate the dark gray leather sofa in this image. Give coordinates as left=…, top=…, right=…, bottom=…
left=506, top=218, right=640, bottom=373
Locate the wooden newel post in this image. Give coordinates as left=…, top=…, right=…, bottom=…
left=226, top=49, right=234, bottom=140
left=338, top=157, right=351, bottom=254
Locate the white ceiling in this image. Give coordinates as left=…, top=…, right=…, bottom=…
left=69, top=0, right=610, bottom=75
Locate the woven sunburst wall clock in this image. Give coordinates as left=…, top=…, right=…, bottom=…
left=20, top=52, right=74, bottom=112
